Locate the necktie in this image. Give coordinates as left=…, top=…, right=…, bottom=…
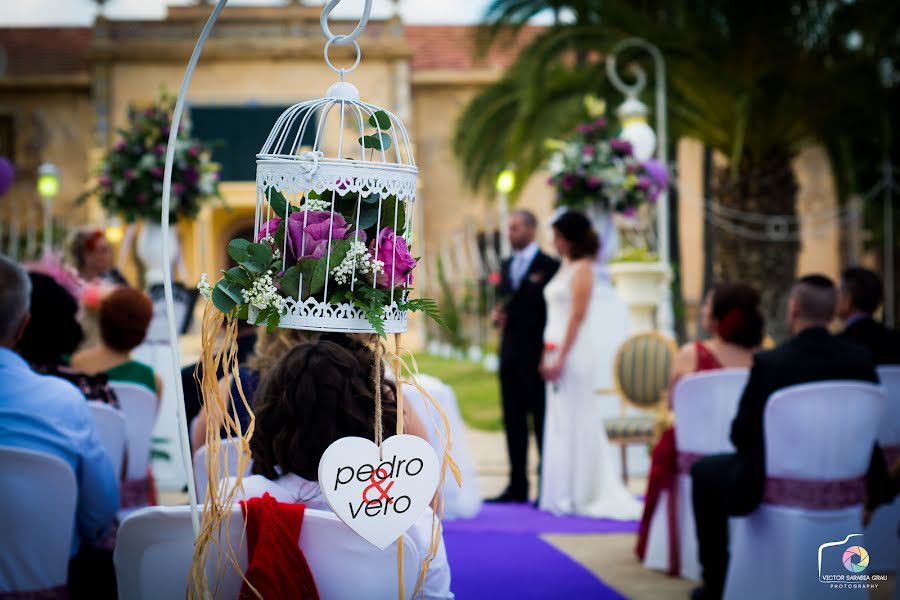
left=511, top=253, right=526, bottom=290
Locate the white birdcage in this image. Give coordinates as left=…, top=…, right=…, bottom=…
left=240, top=40, right=417, bottom=334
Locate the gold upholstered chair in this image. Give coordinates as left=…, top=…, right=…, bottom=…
left=600, top=331, right=678, bottom=483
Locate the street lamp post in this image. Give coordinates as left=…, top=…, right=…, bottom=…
left=496, top=168, right=516, bottom=259
left=36, top=163, right=60, bottom=258
left=606, top=38, right=674, bottom=338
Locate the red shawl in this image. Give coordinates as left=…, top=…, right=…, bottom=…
left=239, top=493, right=320, bottom=600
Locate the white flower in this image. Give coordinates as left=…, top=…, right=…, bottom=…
left=197, top=273, right=213, bottom=298
left=242, top=270, right=285, bottom=313
left=331, top=240, right=383, bottom=286
left=303, top=197, right=333, bottom=212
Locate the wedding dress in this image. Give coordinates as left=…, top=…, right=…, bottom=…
left=538, top=260, right=643, bottom=519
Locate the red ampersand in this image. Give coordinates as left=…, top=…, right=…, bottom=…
left=362, top=467, right=395, bottom=505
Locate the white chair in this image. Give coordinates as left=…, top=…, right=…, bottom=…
left=864, top=366, right=900, bottom=573
left=88, top=401, right=128, bottom=479
left=193, top=437, right=253, bottom=502
left=643, top=368, right=748, bottom=580
left=110, top=382, right=160, bottom=481
left=405, top=373, right=482, bottom=519
left=115, top=505, right=420, bottom=600
left=723, top=382, right=885, bottom=600
left=0, top=446, right=77, bottom=594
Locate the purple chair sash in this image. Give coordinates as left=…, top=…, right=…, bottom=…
left=763, top=475, right=866, bottom=509
left=0, top=585, right=68, bottom=600
left=120, top=477, right=150, bottom=509
left=676, top=451, right=706, bottom=475
left=882, top=443, right=900, bottom=468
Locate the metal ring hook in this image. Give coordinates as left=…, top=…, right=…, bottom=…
left=320, top=0, right=373, bottom=46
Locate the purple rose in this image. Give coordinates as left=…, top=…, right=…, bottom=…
left=98, top=175, right=112, bottom=188
left=610, top=138, right=633, bottom=156
left=189, top=145, right=201, bottom=158
left=124, top=169, right=136, bottom=181
left=183, top=167, right=199, bottom=185
left=621, top=206, right=637, bottom=217
left=371, top=226, right=416, bottom=289
left=154, top=144, right=166, bottom=156
left=256, top=211, right=364, bottom=263
left=586, top=175, right=601, bottom=189
left=637, top=176, right=652, bottom=190
left=150, top=166, right=164, bottom=179
left=641, top=159, right=668, bottom=202
left=595, top=117, right=607, bottom=128
left=581, top=145, right=594, bottom=157
left=114, top=140, right=127, bottom=152
left=136, top=192, right=147, bottom=205
left=576, top=123, right=593, bottom=135
left=172, top=182, right=185, bottom=196
left=561, top=173, right=576, bottom=191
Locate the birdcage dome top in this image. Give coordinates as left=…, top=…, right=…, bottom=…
left=256, top=82, right=417, bottom=201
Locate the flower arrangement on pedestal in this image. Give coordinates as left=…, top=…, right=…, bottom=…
left=547, top=102, right=667, bottom=216
left=198, top=112, right=440, bottom=336
left=82, top=92, right=221, bottom=223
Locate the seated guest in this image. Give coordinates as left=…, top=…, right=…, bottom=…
left=837, top=266, right=900, bottom=364
left=18, top=272, right=118, bottom=405
left=191, top=330, right=427, bottom=451
left=69, top=228, right=128, bottom=286
left=690, top=275, right=893, bottom=600
left=232, top=338, right=453, bottom=599
left=0, top=255, right=119, bottom=564
left=181, top=319, right=257, bottom=428
left=71, top=287, right=161, bottom=400
left=636, top=282, right=763, bottom=571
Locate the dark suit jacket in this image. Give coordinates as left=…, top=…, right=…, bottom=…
left=840, top=316, right=900, bottom=365
left=730, top=326, right=892, bottom=509
left=498, top=250, right=560, bottom=369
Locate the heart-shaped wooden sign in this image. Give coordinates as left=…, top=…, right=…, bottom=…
left=318, top=435, right=440, bottom=549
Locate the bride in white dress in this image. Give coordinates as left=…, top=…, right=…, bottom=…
left=538, top=211, right=643, bottom=519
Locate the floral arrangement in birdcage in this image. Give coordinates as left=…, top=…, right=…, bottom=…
left=198, top=110, right=441, bottom=336
left=546, top=103, right=667, bottom=215
left=81, top=92, right=221, bottom=223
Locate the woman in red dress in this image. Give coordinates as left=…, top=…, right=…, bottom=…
left=635, top=282, right=764, bottom=574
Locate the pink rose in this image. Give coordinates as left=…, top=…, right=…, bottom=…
left=370, top=226, right=416, bottom=289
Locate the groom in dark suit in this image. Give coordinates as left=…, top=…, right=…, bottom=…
left=490, top=209, right=559, bottom=503
left=690, top=274, right=893, bottom=600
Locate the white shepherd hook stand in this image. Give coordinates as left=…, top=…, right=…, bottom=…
left=605, top=38, right=674, bottom=338
left=158, top=0, right=375, bottom=538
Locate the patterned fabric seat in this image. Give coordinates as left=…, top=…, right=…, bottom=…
left=602, top=331, right=677, bottom=482
left=605, top=415, right=657, bottom=439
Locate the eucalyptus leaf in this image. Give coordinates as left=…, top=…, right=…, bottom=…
left=296, top=259, right=318, bottom=298
left=227, top=238, right=251, bottom=263
left=222, top=266, right=251, bottom=288
left=368, top=110, right=392, bottom=131
left=212, top=281, right=240, bottom=314
left=244, top=243, right=273, bottom=274
left=280, top=266, right=301, bottom=300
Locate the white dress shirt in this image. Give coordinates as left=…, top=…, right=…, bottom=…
left=509, top=241, right=540, bottom=290
left=235, top=473, right=455, bottom=600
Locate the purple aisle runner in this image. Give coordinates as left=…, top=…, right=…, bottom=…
left=444, top=502, right=639, bottom=535
left=444, top=531, right=627, bottom=600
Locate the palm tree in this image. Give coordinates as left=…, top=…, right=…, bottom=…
left=455, top=0, right=898, bottom=338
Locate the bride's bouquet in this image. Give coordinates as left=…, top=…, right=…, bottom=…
left=546, top=101, right=667, bottom=216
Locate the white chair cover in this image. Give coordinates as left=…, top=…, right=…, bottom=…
left=0, top=446, right=77, bottom=593
left=110, top=382, right=159, bottom=481
left=88, top=401, right=128, bottom=480
left=193, top=437, right=252, bottom=502
left=404, top=373, right=482, bottom=519
left=643, top=368, right=748, bottom=580
left=114, top=505, right=420, bottom=600
left=864, top=366, right=900, bottom=573
left=723, top=382, right=884, bottom=600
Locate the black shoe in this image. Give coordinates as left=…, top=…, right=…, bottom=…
left=690, top=587, right=721, bottom=600
left=486, top=487, right=528, bottom=503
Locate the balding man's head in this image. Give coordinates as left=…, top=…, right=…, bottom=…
left=0, top=254, right=31, bottom=347
left=788, top=274, right=837, bottom=333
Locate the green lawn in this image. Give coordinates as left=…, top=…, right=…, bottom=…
left=410, top=353, right=503, bottom=431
